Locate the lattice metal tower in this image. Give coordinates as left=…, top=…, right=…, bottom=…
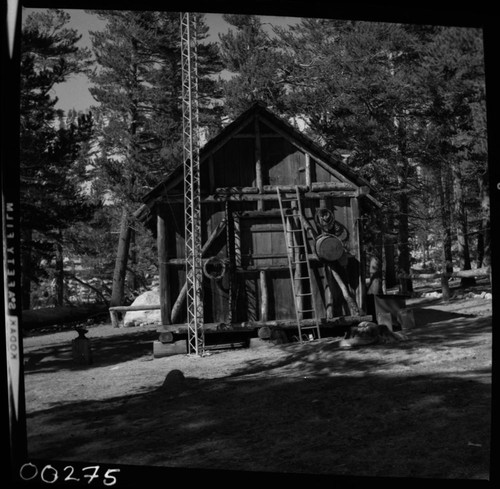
left=180, top=12, right=204, bottom=355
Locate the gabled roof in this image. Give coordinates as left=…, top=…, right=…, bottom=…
left=138, top=102, right=377, bottom=213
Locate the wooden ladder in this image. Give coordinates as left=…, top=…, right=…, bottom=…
left=277, top=186, right=321, bottom=342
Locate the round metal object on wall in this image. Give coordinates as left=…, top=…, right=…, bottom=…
left=203, top=256, right=226, bottom=280
left=315, top=234, right=345, bottom=262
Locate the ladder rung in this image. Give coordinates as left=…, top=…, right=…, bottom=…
left=292, top=259, right=308, bottom=264
left=298, top=309, right=315, bottom=314
left=296, top=292, right=312, bottom=297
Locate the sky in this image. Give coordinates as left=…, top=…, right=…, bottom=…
left=22, top=8, right=300, bottom=113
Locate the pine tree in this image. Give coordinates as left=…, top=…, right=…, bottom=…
left=20, top=8, right=94, bottom=309
left=219, top=14, right=287, bottom=119
left=416, top=26, right=487, bottom=284
left=87, top=10, right=223, bottom=305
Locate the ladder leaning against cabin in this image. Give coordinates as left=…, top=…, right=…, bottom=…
left=277, top=186, right=321, bottom=342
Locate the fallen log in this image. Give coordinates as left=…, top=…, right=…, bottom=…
left=22, top=304, right=109, bottom=330
left=406, top=266, right=491, bottom=280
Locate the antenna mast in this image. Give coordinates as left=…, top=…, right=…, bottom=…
left=180, top=12, right=204, bottom=355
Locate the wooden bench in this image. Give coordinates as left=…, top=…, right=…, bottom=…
left=109, top=305, right=161, bottom=328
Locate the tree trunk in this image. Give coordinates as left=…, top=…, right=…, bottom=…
left=478, top=169, right=490, bottom=268
left=383, top=235, right=397, bottom=290
left=380, top=211, right=397, bottom=289
left=397, top=190, right=413, bottom=294
left=441, top=261, right=451, bottom=302
left=476, top=230, right=484, bottom=268
left=127, top=227, right=141, bottom=293
left=110, top=208, right=132, bottom=307
left=452, top=162, right=475, bottom=287
left=54, top=231, right=64, bottom=306
left=437, top=162, right=454, bottom=273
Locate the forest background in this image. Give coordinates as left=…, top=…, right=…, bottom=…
left=19, top=7, right=490, bottom=313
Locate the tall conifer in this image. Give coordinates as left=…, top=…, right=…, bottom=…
left=87, top=10, right=223, bottom=305
left=20, top=9, right=94, bottom=308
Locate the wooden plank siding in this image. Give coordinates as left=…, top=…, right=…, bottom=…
left=263, top=137, right=306, bottom=187
left=207, top=137, right=256, bottom=190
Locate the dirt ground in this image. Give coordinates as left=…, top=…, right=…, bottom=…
left=21, top=280, right=493, bottom=483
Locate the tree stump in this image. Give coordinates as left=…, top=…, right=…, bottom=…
left=72, top=328, right=92, bottom=365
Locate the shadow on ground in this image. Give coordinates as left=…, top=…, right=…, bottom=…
left=22, top=301, right=492, bottom=479
left=25, top=368, right=491, bottom=479
left=410, top=305, right=475, bottom=325
left=224, top=314, right=491, bottom=379
left=23, top=329, right=158, bottom=373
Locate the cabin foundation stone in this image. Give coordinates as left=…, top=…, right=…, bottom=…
left=153, top=339, right=188, bottom=358
left=249, top=337, right=273, bottom=349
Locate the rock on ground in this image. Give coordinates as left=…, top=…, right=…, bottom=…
left=123, top=288, right=161, bottom=327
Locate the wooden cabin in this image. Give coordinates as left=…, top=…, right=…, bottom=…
left=135, top=102, right=380, bottom=353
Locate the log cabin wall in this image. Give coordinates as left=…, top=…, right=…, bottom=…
left=142, top=103, right=378, bottom=327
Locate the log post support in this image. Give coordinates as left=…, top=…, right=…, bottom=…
left=323, top=266, right=336, bottom=319
left=225, top=201, right=235, bottom=325
left=110, top=310, right=120, bottom=328
left=157, top=203, right=172, bottom=326
left=305, top=153, right=311, bottom=188
left=350, top=196, right=366, bottom=313
left=255, top=116, right=263, bottom=211
left=327, top=263, right=361, bottom=317
left=260, top=270, right=269, bottom=322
